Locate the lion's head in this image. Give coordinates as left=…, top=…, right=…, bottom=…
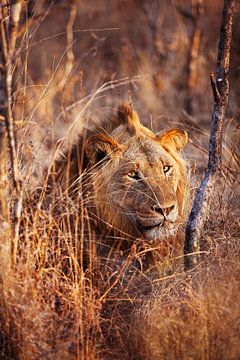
left=55, top=103, right=189, bottom=249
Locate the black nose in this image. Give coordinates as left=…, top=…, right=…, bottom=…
left=152, top=204, right=175, bottom=217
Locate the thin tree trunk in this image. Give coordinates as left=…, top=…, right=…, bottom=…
left=0, top=2, right=17, bottom=356
left=186, top=0, right=204, bottom=114
left=184, top=0, right=236, bottom=270
left=0, top=0, right=12, bottom=277
left=1, top=0, right=23, bottom=266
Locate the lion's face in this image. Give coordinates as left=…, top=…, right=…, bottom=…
left=84, top=104, right=188, bottom=242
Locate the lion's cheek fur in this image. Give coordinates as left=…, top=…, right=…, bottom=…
left=90, top=175, right=137, bottom=239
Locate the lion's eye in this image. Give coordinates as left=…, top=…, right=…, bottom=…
left=127, top=171, right=141, bottom=180
left=163, top=165, right=172, bottom=174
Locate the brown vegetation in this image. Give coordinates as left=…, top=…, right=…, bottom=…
left=0, top=1, right=239, bottom=359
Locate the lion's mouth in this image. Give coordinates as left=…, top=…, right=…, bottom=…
left=141, top=221, right=164, bottom=231
left=138, top=219, right=177, bottom=241
left=138, top=219, right=164, bottom=239
left=137, top=216, right=165, bottom=228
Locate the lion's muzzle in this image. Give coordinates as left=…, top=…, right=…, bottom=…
left=136, top=203, right=179, bottom=240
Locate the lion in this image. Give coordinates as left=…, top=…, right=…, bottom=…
left=52, top=103, right=189, bottom=273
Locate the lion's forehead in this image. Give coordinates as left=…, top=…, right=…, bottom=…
left=123, top=137, right=171, bottom=164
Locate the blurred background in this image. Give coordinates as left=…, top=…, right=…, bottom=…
left=15, top=0, right=240, bottom=180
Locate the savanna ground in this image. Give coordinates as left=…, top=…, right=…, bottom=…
left=1, top=1, right=240, bottom=359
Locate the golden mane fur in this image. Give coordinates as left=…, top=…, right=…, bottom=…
left=52, top=103, right=189, bottom=273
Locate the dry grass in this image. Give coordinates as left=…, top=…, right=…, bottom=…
left=130, top=206, right=240, bottom=360
left=2, top=179, right=238, bottom=360
left=1, top=1, right=240, bottom=359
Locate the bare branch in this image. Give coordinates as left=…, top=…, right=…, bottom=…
left=186, top=0, right=204, bottom=114
left=8, top=0, right=22, bottom=59
left=0, top=1, right=11, bottom=274
left=184, top=0, right=236, bottom=270
left=0, top=118, right=11, bottom=275
left=210, top=73, right=221, bottom=103
left=0, top=0, right=24, bottom=266
left=65, top=0, right=77, bottom=76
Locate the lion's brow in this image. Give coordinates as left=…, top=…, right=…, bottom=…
left=125, top=137, right=165, bottom=163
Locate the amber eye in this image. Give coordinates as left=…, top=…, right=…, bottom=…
left=127, top=171, right=141, bottom=180
left=163, top=165, right=172, bottom=174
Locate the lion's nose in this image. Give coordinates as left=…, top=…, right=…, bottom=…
left=152, top=204, right=176, bottom=218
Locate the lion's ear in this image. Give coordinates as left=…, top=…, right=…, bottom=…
left=85, top=133, right=122, bottom=164
left=157, top=129, right=188, bottom=152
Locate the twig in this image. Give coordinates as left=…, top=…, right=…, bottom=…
left=184, top=0, right=236, bottom=270
left=210, top=73, right=221, bottom=102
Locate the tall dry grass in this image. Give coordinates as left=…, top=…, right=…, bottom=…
left=1, top=172, right=239, bottom=359
left=1, top=1, right=240, bottom=359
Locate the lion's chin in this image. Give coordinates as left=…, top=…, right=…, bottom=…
left=141, top=222, right=178, bottom=241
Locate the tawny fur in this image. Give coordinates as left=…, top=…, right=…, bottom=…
left=52, top=103, right=189, bottom=273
